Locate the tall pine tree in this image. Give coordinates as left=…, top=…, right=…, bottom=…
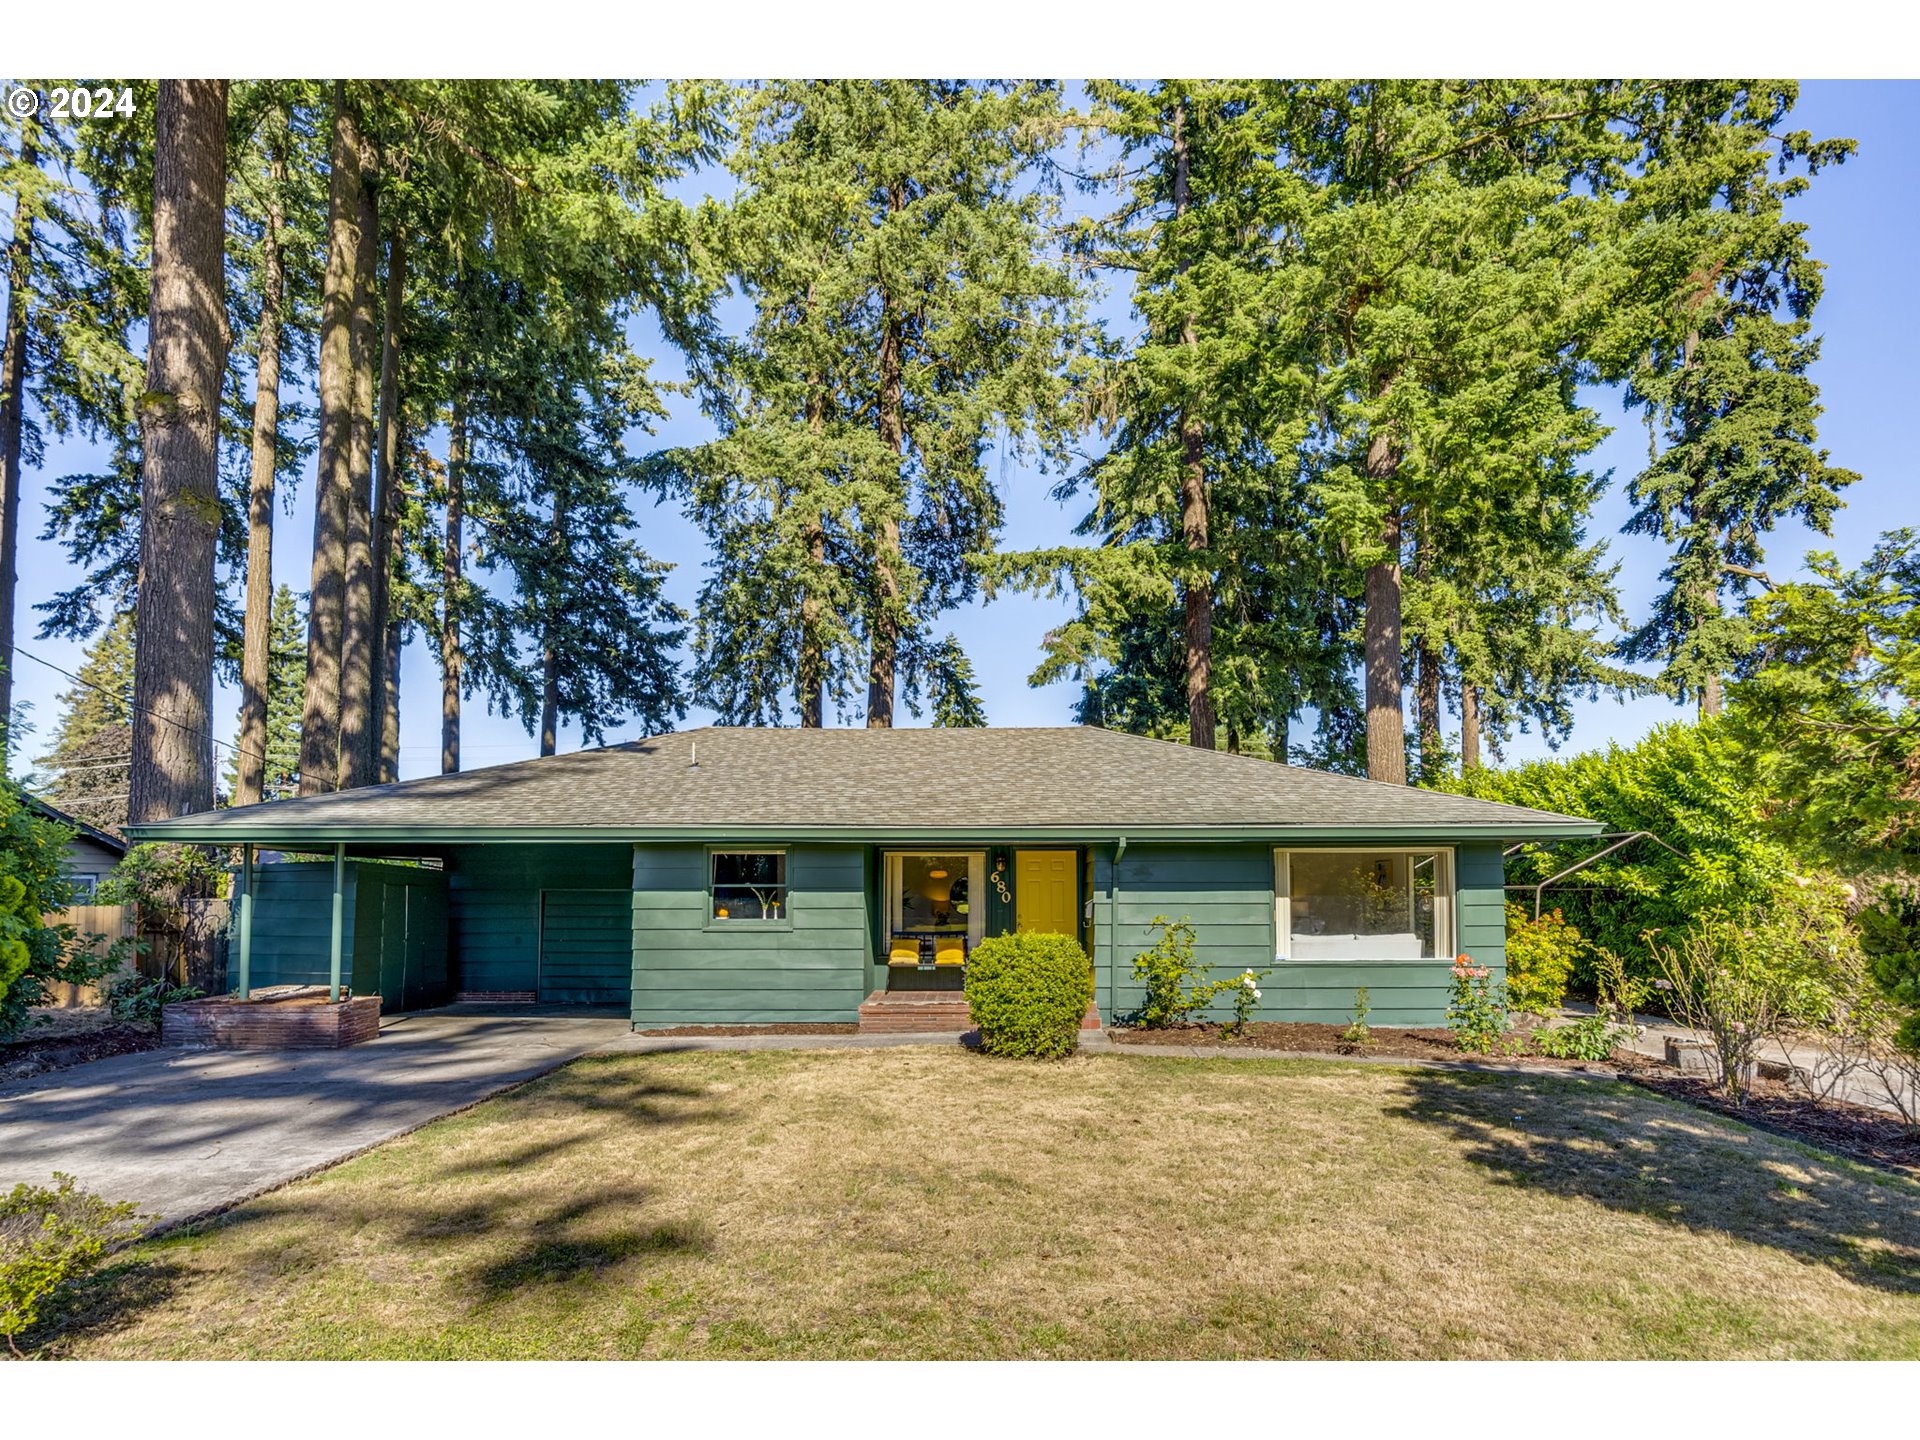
left=1605, top=82, right=1857, bottom=715
left=34, top=608, right=134, bottom=830
left=661, top=80, right=1083, bottom=728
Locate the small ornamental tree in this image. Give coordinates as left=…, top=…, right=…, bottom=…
left=1650, top=878, right=1851, bottom=1099
left=965, top=931, right=1094, bottom=1059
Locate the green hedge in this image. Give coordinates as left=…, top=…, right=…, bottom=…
left=1441, top=719, right=1796, bottom=980
left=965, top=931, right=1094, bottom=1059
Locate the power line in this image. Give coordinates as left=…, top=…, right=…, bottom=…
left=12, top=644, right=294, bottom=776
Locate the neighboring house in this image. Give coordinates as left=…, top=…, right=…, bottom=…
left=127, top=726, right=1600, bottom=1029
left=27, top=796, right=134, bottom=1006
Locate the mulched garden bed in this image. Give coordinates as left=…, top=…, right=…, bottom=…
left=0, top=1022, right=158, bottom=1085
left=634, top=1023, right=861, bottom=1037
left=1617, top=1067, right=1920, bottom=1177
left=1112, top=1020, right=1598, bottom=1065
left=1112, top=1019, right=1920, bottom=1179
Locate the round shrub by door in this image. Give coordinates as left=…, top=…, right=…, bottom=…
left=965, top=932, right=1094, bottom=1058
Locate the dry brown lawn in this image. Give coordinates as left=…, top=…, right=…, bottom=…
left=34, top=1048, right=1920, bottom=1359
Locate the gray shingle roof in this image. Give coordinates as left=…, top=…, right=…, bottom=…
left=129, top=726, right=1596, bottom=841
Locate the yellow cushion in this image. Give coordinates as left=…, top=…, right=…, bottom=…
left=934, top=939, right=966, bottom=967
left=889, top=939, right=922, bottom=966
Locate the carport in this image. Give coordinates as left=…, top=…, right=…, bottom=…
left=216, top=839, right=637, bottom=1014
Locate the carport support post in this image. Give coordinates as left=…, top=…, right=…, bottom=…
left=329, top=844, right=345, bottom=1002
left=237, top=843, right=254, bottom=1001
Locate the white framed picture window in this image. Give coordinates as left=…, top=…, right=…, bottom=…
left=1274, top=848, right=1454, bottom=963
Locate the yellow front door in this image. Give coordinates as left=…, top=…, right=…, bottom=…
left=1014, top=849, right=1078, bottom=936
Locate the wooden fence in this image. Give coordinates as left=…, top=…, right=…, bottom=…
left=44, top=902, right=136, bottom=1007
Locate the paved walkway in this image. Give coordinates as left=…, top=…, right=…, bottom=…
left=0, top=1010, right=630, bottom=1227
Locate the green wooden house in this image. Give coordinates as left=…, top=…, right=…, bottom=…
left=128, top=727, right=1598, bottom=1030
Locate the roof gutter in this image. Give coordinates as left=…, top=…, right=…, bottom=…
left=124, top=819, right=1603, bottom=846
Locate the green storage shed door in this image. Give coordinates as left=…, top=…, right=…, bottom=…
left=539, top=889, right=632, bottom=1005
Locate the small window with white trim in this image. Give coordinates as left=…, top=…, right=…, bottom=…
left=710, top=850, right=787, bottom=922
left=1275, top=849, right=1452, bottom=962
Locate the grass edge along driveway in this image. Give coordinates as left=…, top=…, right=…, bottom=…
left=30, top=1047, right=1920, bottom=1360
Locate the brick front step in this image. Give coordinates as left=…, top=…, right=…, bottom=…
left=858, top=991, right=973, bottom=1034
left=856, top=991, right=1105, bottom=1035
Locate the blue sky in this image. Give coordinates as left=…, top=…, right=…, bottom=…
left=8, top=79, right=1916, bottom=782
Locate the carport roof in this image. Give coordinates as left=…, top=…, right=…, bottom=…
left=127, top=725, right=1599, bottom=844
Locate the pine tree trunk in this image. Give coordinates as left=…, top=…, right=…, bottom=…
left=440, top=403, right=465, bottom=774
left=540, top=487, right=563, bottom=757
left=300, top=87, right=366, bottom=796
left=865, top=229, right=906, bottom=730
left=1459, top=680, right=1482, bottom=772
left=232, top=136, right=286, bottom=810
left=337, top=176, right=380, bottom=790
left=370, top=226, right=407, bottom=783
left=540, top=643, right=559, bottom=757
left=1415, top=636, right=1441, bottom=784
left=0, top=140, right=34, bottom=771
left=1698, top=512, right=1724, bottom=718
left=1170, top=97, right=1216, bottom=752
left=798, top=514, right=827, bottom=728
left=130, top=80, right=228, bottom=824
left=1363, top=432, right=1407, bottom=785
left=380, top=567, right=402, bottom=782
left=797, top=370, right=826, bottom=728
left=1700, top=667, right=1723, bottom=717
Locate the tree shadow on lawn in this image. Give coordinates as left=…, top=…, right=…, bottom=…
left=1390, top=1070, right=1920, bottom=1296
left=16, top=1254, right=188, bottom=1358
left=214, top=1066, right=725, bottom=1304
left=12, top=1061, right=731, bottom=1355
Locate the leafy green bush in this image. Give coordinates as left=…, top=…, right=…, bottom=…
left=1650, top=879, right=1853, bottom=1099
left=1127, top=914, right=1254, bottom=1028
left=1442, top=720, right=1795, bottom=982
left=105, top=974, right=204, bottom=1025
left=1532, top=1014, right=1627, bottom=1061
left=965, top=932, right=1094, bottom=1059
left=1862, top=885, right=1920, bottom=1049
left=1224, top=967, right=1269, bottom=1036
left=1504, top=904, right=1581, bottom=1017
left=1129, top=915, right=1207, bottom=1027
left=1446, top=955, right=1509, bottom=1054
left=0, top=1173, right=142, bottom=1355
left=96, top=843, right=227, bottom=988
left=0, top=784, right=116, bottom=1040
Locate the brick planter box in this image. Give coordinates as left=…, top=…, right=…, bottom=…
left=162, top=988, right=382, bottom=1049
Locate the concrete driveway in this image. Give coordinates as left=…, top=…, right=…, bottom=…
left=0, top=1008, right=630, bottom=1228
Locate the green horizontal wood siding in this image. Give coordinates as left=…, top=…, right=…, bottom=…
left=1456, top=841, right=1507, bottom=971
left=631, top=843, right=870, bottom=1026
left=447, top=844, right=636, bottom=995
left=1094, top=843, right=1276, bottom=1025
left=1090, top=840, right=1510, bottom=1027
left=1262, top=963, right=1454, bottom=1026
